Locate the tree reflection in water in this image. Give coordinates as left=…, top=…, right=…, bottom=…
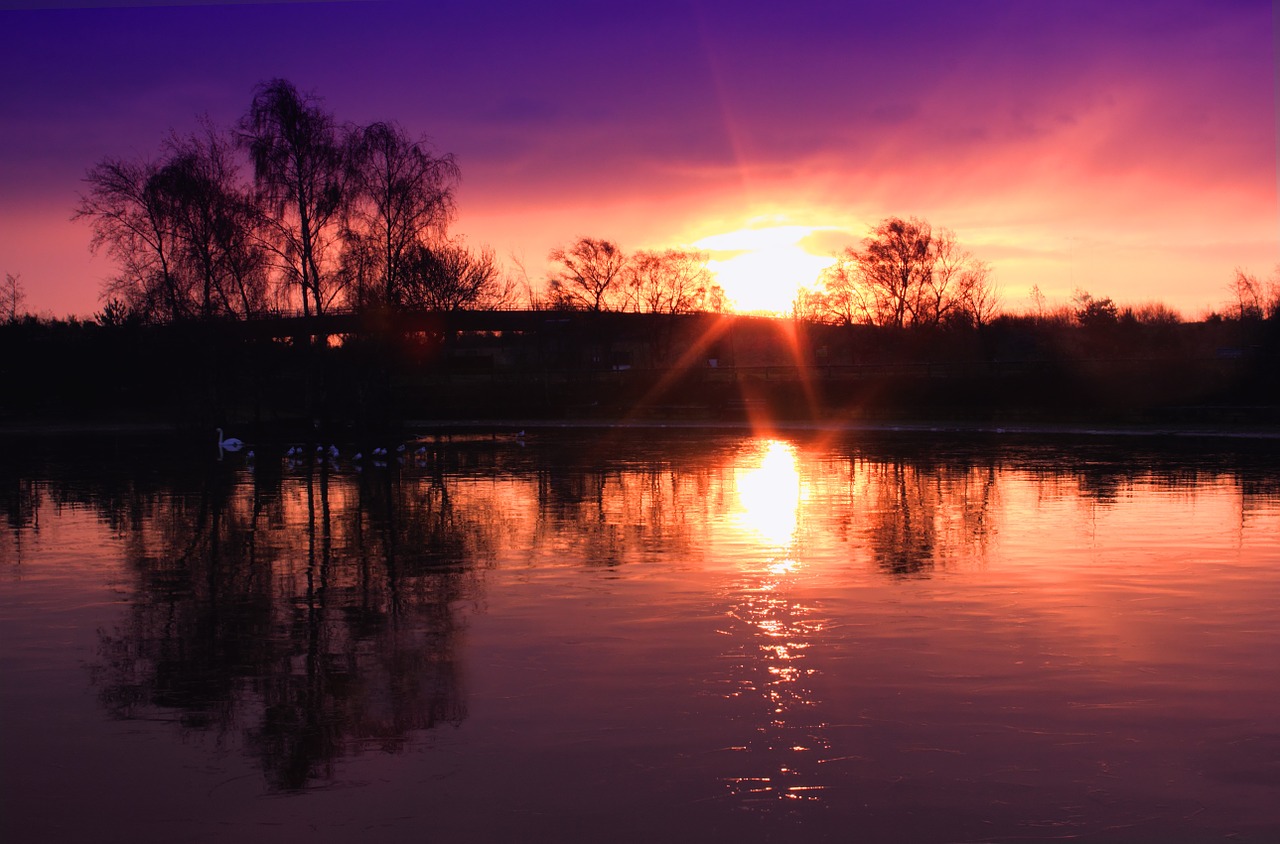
left=6, top=429, right=1278, bottom=818
left=857, top=458, right=999, bottom=577
left=90, top=452, right=493, bottom=790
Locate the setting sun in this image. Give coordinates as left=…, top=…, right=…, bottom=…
left=694, top=226, right=837, bottom=315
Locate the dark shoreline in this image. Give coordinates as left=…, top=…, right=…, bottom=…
left=5, top=310, right=1277, bottom=442
left=3, top=416, right=1278, bottom=442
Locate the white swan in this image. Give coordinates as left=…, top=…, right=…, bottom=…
left=216, top=428, right=244, bottom=452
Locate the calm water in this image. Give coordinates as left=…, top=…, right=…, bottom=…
left=3, top=429, right=1280, bottom=843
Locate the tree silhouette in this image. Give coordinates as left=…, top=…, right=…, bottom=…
left=1227, top=268, right=1270, bottom=321
left=76, top=156, right=188, bottom=322
left=77, top=126, right=271, bottom=323
left=1072, top=288, right=1118, bottom=327
left=402, top=239, right=510, bottom=311
left=239, top=79, right=349, bottom=317
left=548, top=237, right=630, bottom=311
left=80, top=80, right=482, bottom=321
left=628, top=248, right=724, bottom=314
left=2, top=273, right=26, bottom=323
left=928, top=228, right=995, bottom=327
left=811, top=217, right=995, bottom=328
left=856, top=216, right=934, bottom=328
left=344, top=121, right=460, bottom=308
left=156, top=126, right=270, bottom=319
left=803, top=260, right=872, bottom=325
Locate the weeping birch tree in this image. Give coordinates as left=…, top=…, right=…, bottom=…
left=344, top=121, right=460, bottom=308
left=239, top=79, right=349, bottom=316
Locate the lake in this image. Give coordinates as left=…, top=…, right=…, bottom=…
left=2, top=427, right=1279, bottom=842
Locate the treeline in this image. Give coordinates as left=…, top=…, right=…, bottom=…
left=792, top=217, right=1280, bottom=332
left=2, top=307, right=1278, bottom=431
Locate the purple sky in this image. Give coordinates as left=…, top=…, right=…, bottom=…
left=1, top=0, right=1275, bottom=316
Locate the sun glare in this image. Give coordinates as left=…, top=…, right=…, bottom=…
left=695, top=225, right=836, bottom=315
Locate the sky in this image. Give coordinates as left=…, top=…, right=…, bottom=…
left=0, top=0, right=1275, bottom=317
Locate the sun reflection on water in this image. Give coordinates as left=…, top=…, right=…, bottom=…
left=720, top=439, right=832, bottom=808
left=733, top=440, right=805, bottom=548
left=720, top=581, right=831, bottom=806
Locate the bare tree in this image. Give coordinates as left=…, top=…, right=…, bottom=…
left=81, top=80, right=471, bottom=322
left=923, top=229, right=990, bottom=326
left=855, top=216, right=934, bottom=328
left=76, top=156, right=190, bottom=322
left=239, top=79, right=349, bottom=316
left=628, top=248, right=723, bottom=314
left=2, top=272, right=26, bottom=322
left=1028, top=284, right=1047, bottom=321
left=811, top=257, right=874, bottom=325
left=959, top=262, right=1000, bottom=328
left=808, top=217, right=995, bottom=328
left=402, top=240, right=511, bottom=311
left=507, top=252, right=544, bottom=310
left=158, top=126, right=270, bottom=319
left=791, top=285, right=828, bottom=323
left=1228, top=268, right=1266, bottom=321
left=77, top=124, right=271, bottom=323
left=547, top=237, right=629, bottom=311
left=345, top=121, right=460, bottom=308
left=927, top=230, right=998, bottom=327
